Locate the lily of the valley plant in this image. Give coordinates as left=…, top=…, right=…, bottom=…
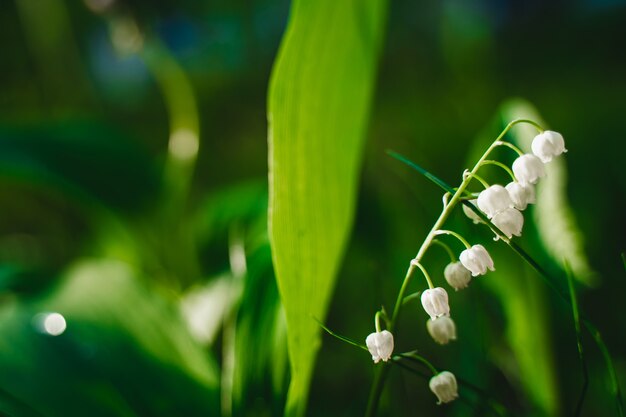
left=361, top=120, right=567, bottom=415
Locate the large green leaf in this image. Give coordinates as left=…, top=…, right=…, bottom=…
left=267, top=1, right=388, bottom=415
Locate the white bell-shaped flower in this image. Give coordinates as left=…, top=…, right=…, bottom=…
left=505, top=182, right=536, bottom=210
left=462, top=199, right=483, bottom=224
left=531, top=130, right=567, bottom=163
left=477, top=185, right=513, bottom=218
left=444, top=262, right=472, bottom=291
left=491, top=207, right=524, bottom=239
left=421, top=287, right=450, bottom=320
left=512, top=154, right=545, bottom=186
left=459, top=244, right=495, bottom=277
left=365, top=330, right=394, bottom=364
left=427, top=316, right=457, bottom=345
left=429, top=371, right=459, bottom=404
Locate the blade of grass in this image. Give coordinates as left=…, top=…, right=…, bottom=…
left=315, top=319, right=369, bottom=352
left=463, top=202, right=624, bottom=417
left=386, top=150, right=455, bottom=194
left=565, top=262, right=588, bottom=416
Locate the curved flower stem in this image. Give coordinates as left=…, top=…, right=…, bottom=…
left=396, top=352, right=438, bottom=375
left=410, top=260, right=434, bottom=289
left=494, top=140, right=524, bottom=156
left=479, top=160, right=516, bottom=181
left=433, top=229, right=472, bottom=249
left=365, top=118, right=540, bottom=417
left=374, top=311, right=383, bottom=333
left=431, top=239, right=456, bottom=263
left=464, top=171, right=490, bottom=189
left=402, top=291, right=422, bottom=306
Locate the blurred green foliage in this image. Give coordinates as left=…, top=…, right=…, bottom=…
left=0, top=0, right=625, bottom=416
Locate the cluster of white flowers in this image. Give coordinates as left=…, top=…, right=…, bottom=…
left=365, top=128, right=566, bottom=406
left=470, top=130, right=566, bottom=240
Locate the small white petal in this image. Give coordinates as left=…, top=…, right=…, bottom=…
left=444, top=262, right=472, bottom=290
left=512, top=154, right=545, bottom=186
left=366, top=330, right=394, bottom=363
left=421, top=288, right=450, bottom=320
left=477, top=185, right=513, bottom=218
left=429, top=371, right=459, bottom=404
left=460, top=244, right=495, bottom=277
left=427, top=316, right=457, bottom=345
left=492, top=207, right=524, bottom=239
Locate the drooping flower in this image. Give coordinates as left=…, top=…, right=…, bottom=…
left=459, top=244, right=495, bottom=276
left=491, top=207, right=524, bottom=239
left=427, top=316, right=457, bottom=345
left=429, top=371, right=459, bottom=404
left=477, top=185, right=513, bottom=218
left=365, top=330, right=394, bottom=364
left=462, top=199, right=483, bottom=224
left=444, top=262, right=472, bottom=291
left=505, top=182, right=536, bottom=211
left=512, top=154, right=545, bottom=186
left=421, top=287, right=450, bottom=320
left=531, top=130, right=567, bottom=163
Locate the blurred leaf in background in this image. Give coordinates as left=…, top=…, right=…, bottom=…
left=0, top=259, right=219, bottom=417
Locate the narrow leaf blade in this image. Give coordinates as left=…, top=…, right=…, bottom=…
left=267, top=1, right=388, bottom=415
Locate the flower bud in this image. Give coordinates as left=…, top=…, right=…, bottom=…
left=462, top=199, right=483, bottom=224
left=444, top=262, right=472, bottom=291
left=512, top=154, right=545, bottom=186
left=427, top=316, right=457, bottom=345
left=491, top=207, right=524, bottom=239
left=531, top=130, right=567, bottom=163
left=505, top=182, right=536, bottom=210
left=365, top=330, right=394, bottom=364
left=429, top=371, right=458, bottom=404
left=459, top=244, right=495, bottom=277
left=477, top=185, right=513, bottom=218
left=421, top=287, right=450, bottom=320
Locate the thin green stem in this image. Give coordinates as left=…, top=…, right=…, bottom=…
left=431, top=239, right=456, bottom=263
left=396, top=352, right=438, bottom=375
left=464, top=171, right=490, bottom=189
left=375, top=311, right=382, bottom=333
left=366, top=119, right=539, bottom=417
left=494, top=140, right=524, bottom=157
left=480, top=160, right=516, bottom=181
left=433, top=229, right=472, bottom=249
left=410, top=260, right=434, bottom=289
left=565, top=262, right=588, bottom=417
left=402, top=291, right=422, bottom=306
left=315, top=318, right=369, bottom=353
left=586, top=321, right=624, bottom=417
